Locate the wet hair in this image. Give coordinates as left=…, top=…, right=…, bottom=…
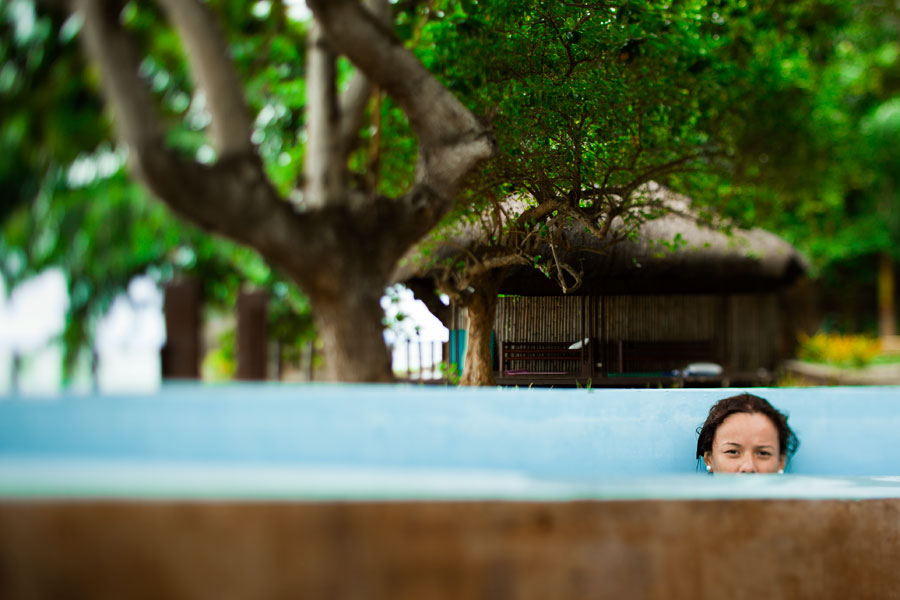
left=695, top=393, right=799, bottom=461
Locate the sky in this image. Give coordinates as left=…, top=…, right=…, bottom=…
left=0, top=271, right=165, bottom=394
left=0, top=271, right=447, bottom=394
left=283, top=0, right=311, bottom=21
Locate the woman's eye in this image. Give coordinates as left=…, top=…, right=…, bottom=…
left=724, top=449, right=738, bottom=455
left=758, top=451, right=772, bottom=457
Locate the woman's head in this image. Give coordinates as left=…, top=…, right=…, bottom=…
left=696, top=393, right=799, bottom=474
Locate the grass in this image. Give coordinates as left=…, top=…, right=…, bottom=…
left=866, top=354, right=900, bottom=366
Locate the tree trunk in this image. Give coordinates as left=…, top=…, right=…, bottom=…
left=311, top=287, right=394, bottom=383
left=878, top=252, right=897, bottom=339
left=70, top=0, right=494, bottom=385
left=459, top=280, right=501, bottom=387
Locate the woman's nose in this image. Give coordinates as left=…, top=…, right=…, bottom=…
left=738, top=457, right=757, bottom=473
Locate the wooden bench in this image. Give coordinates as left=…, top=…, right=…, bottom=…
left=500, top=340, right=595, bottom=377
left=616, top=340, right=718, bottom=374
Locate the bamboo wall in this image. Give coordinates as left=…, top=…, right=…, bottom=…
left=452, top=293, right=783, bottom=373
left=493, top=296, right=586, bottom=372
left=602, top=295, right=718, bottom=342
left=728, top=294, right=780, bottom=371
left=495, top=296, right=586, bottom=342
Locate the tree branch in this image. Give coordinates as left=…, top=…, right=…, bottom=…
left=514, top=197, right=565, bottom=232
left=451, top=253, right=529, bottom=290
left=307, top=0, right=495, bottom=197
left=73, top=1, right=325, bottom=287
left=135, top=147, right=337, bottom=288
left=338, top=72, right=373, bottom=158
left=155, top=0, right=253, bottom=156
left=304, top=20, right=344, bottom=207
left=338, top=0, right=392, bottom=158
left=74, top=0, right=163, bottom=151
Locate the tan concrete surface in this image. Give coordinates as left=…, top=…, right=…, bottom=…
left=1, top=499, right=898, bottom=599
left=782, top=359, right=900, bottom=385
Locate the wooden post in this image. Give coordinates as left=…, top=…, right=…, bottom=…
left=418, top=338, right=424, bottom=381
left=579, top=294, right=594, bottom=379
left=719, top=294, right=731, bottom=372
left=236, top=289, right=268, bottom=381
left=406, top=339, right=412, bottom=380
left=432, top=340, right=438, bottom=380
left=878, top=252, right=897, bottom=339
left=91, top=348, right=99, bottom=393
left=272, top=340, right=283, bottom=382
left=160, top=278, right=201, bottom=380
left=600, top=296, right=609, bottom=377
left=306, top=340, right=315, bottom=382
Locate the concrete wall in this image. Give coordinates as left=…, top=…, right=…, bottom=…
left=2, top=386, right=899, bottom=477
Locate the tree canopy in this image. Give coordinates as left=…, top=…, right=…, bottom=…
left=0, top=0, right=318, bottom=378
left=3, top=0, right=898, bottom=384
left=4, top=0, right=496, bottom=382
left=708, top=0, right=900, bottom=333
left=395, top=0, right=858, bottom=383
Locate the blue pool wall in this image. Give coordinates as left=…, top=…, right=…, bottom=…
left=0, top=385, right=897, bottom=478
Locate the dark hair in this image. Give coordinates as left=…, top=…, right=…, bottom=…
left=695, top=393, right=799, bottom=461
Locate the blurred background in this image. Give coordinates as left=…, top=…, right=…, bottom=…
left=2, top=0, right=899, bottom=392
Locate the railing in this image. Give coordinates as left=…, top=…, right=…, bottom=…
left=499, top=339, right=594, bottom=377
left=389, top=338, right=447, bottom=382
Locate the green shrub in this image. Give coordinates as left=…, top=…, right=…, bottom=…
left=797, top=332, right=881, bottom=368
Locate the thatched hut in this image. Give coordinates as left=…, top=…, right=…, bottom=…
left=394, top=184, right=813, bottom=387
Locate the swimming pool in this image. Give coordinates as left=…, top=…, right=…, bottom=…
left=1, top=385, right=898, bottom=599
left=0, top=384, right=898, bottom=490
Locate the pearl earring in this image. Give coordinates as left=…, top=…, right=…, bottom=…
left=706, top=464, right=712, bottom=472
left=778, top=468, right=784, bottom=474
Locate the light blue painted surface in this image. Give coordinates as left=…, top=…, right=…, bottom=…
left=0, top=385, right=898, bottom=498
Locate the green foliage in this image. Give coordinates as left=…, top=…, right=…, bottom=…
left=738, top=2, right=900, bottom=276
left=412, top=0, right=835, bottom=300
left=7, top=0, right=900, bottom=376
left=202, top=327, right=236, bottom=381
left=420, top=0, right=894, bottom=328
left=0, top=0, right=317, bottom=377
left=437, top=360, right=460, bottom=385
left=0, top=0, right=108, bottom=223
left=1, top=152, right=315, bottom=377
left=422, top=0, right=731, bottom=196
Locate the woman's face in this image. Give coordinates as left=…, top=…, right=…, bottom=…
left=703, top=412, right=786, bottom=474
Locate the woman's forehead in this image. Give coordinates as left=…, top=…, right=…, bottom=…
left=714, top=412, right=779, bottom=444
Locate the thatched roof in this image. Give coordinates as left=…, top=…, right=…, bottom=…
left=393, top=183, right=808, bottom=296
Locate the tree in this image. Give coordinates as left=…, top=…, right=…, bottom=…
left=399, top=0, right=822, bottom=385
left=25, top=0, right=494, bottom=382
left=862, top=100, right=900, bottom=338
left=0, top=0, right=106, bottom=224
left=734, top=1, right=900, bottom=338
left=1, top=0, right=317, bottom=379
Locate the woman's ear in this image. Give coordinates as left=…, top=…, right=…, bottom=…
left=703, top=451, right=712, bottom=473
left=778, top=454, right=787, bottom=474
